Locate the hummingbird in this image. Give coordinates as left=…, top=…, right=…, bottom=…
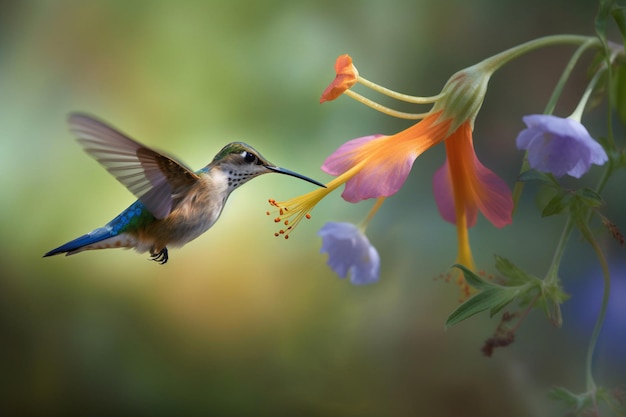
left=44, top=113, right=325, bottom=264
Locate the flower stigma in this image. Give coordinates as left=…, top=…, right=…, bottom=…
left=267, top=163, right=365, bottom=238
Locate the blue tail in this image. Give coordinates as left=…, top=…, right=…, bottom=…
left=43, top=227, right=116, bottom=257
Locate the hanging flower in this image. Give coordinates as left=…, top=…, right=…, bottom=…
left=432, top=121, right=514, bottom=294
left=318, top=222, right=380, bottom=285
left=516, top=114, right=608, bottom=178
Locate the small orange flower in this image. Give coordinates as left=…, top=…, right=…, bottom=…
left=320, top=54, right=358, bottom=103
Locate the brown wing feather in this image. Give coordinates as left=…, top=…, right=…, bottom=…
left=69, top=113, right=199, bottom=219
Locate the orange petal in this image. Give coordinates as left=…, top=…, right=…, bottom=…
left=434, top=121, right=513, bottom=229
left=321, top=112, right=451, bottom=202
left=320, top=54, right=358, bottom=103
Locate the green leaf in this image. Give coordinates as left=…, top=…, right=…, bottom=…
left=489, top=288, right=523, bottom=316
left=517, top=169, right=558, bottom=187
left=595, top=0, right=612, bottom=47
left=445, top=288, right=518, bottom=328
left=541, top=193, right=570, bottom=217
left=575, top=187, right=603, bottom=209
left=612, top=5, right=626, bottom=48
left=450, top=264, right=494, bottom=290
left=614, top=59, right=626, bottom=125
left=494, top=256, right=539, bottom=286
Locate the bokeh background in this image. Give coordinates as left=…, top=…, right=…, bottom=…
left=1, top=0, right=624, bottom=415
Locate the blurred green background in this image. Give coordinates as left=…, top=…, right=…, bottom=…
left=1, top=0, right=624, bottom=415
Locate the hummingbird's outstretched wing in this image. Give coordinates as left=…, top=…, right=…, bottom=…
left=68, top=113, right=200, bottom=219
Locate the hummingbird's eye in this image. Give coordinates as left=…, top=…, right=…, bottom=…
left=241, top=151, right=258, bottom=164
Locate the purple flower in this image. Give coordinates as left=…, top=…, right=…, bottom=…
left=318, top=222, right=380, bottom=285
left=516, top=115, right=608, bottom=178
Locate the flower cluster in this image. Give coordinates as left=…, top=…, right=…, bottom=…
left=267, top=37, right=612, bottom=298
left=268, top=53, right=520, bottom=294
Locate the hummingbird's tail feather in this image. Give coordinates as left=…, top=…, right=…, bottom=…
left=43, top=228, right=135, bottom=257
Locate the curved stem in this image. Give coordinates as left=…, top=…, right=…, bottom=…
left=344, top=90, right=432, bottom=120
left=545, top=38, right=599, bottom=116
left=584, top=233, right=610, bottom=397
left=569, top=66, right=606, bottom=122
left=357, top=76, right=447, bottom=104
left=580, top=132, right=617, bottom=401
left=597, top=42, right=625, bottom=150
left=479, top=35, right=600, bottom=73
left=544, top=217, right=575, bottom=286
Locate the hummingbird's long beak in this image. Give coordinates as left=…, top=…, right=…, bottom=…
left=266, top=166, right=327, bottom=188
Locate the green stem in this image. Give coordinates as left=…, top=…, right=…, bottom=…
left=581, top=138, right=616, bottom=400
left=586, top=158, right=614, bottom=227
left=595, top=159, right=613, bottom=195
left=544, top=217, right=575, bottom=286
left=569, top=66, right=606, bottom=122
left=596, top=39, right=625, bottom=151
left=583, top=232, right=610, bottom=398
left=544, top=38, right=599, bottom=116
left=478, top=35, right=601, bottom=73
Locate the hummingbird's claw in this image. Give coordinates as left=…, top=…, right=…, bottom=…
left=150, top=247, right=169, bottom=264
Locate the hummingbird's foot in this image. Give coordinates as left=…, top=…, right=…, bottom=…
left=150, top=247, right=169, bottom=264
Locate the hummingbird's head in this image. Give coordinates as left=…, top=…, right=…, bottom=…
left=211, top=142, right=326, bottom=191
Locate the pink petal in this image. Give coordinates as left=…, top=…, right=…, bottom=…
left=472, top=157, right=513, bottom=228
left=322, top=135, right=384, bottom=175
left=322, top=134, right=416, bottom=203
left=432, top=160, right=457, bottom=225
left=341, top=153, right=416, bottom=202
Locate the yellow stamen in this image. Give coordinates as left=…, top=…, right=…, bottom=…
left=455, top=213, right=475, bottom=299
left=444, top=130, right=477, bottom=299
left=361, top=197, right=386, bottom=231
left=268, top=162, right=366, bottom=238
